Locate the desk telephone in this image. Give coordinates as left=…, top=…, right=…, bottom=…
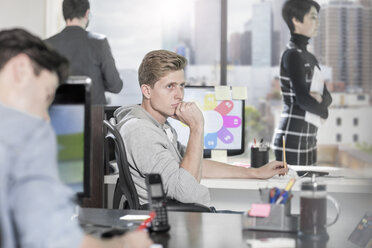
left=145, top=174, right=170, bottom=232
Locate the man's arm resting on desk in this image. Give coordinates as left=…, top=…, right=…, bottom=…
left=202, top=160, right=287, bottom=179
left=81, top=231, right=152, bottom=248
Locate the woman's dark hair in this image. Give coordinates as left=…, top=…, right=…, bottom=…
left=282, top=0, right=320, bottom=33
left=0, top=28, right=69, bottom=84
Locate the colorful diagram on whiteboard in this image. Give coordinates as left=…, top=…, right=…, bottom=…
left=202, top=93, right=242, bottom=149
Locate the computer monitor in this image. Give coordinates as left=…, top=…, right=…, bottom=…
left=167, top=86, right=245, bottom=157
left=49, top=83, right=91, bottom=199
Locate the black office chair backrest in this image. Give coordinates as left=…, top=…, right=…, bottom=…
left=103, top=119, right=143, bottom=210
left=103, top=118, right=213, bottom=213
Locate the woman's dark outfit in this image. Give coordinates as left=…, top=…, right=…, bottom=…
left=272, top=34, right=332, bottom=166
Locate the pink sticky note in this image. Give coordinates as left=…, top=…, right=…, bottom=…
left=248, top=203, right=271, bottom=218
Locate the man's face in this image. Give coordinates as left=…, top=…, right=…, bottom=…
left=27, top=69, right=58, bottom=120
left=147, top=70, right=185, bottom=122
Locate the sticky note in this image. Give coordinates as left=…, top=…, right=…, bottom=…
left=215, top=86, right=231, bottom=100
left=248, top=203, right=271, bottom=218
left=231, top=162, right=251, bottom=168
left=211, top=150, right=227, bottom=163
left=232, top=86, right=247, bottom=100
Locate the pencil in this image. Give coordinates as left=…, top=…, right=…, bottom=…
left=282, top=136, right=287, bottom=169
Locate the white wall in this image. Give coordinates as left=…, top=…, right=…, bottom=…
left=0, top=0, right=64, bottom=39
left=0, top=0, right=46, bottom=38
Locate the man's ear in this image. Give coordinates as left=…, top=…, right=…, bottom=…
left=141, top=84, right=151, bottom=99
left=84, top=9, right=90, bottom=19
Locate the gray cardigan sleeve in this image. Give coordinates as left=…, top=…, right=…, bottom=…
left=122, top=119, right=211, bottom=206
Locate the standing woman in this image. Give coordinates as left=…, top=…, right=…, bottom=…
left=272, top=0, right=332, bottom=166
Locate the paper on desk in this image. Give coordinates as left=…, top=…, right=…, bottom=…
left=215, top=86, right=231, bottom=100
left=120, top=215, right=150, bottom=221
left=231, top=161, right=251, bottom=168
left=246, top=238, right=295, bottom=248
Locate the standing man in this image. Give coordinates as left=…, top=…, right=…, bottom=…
left=115, top=50, right=288, bottom=206
left=0, top=28, right=152, bottom=248
left=46, top=0, right=123, bottom=105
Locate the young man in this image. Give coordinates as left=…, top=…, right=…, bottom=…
left=0, top=28, right=152, bottom=248
left=115, top=50, right=287, bottom=206
left=45, top=0, right=123, bottom=105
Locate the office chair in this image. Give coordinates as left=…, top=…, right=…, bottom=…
left=103, top=118, right=213, bottom=212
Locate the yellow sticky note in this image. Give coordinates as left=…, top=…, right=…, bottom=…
left=232, top=86, right=247, bottom=100
left=211, top=150, right=227, bottom=163
left=214, top=86, right=231, bottom=100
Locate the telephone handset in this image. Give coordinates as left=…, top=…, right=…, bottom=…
left=145, top=174, right=170, bottom=232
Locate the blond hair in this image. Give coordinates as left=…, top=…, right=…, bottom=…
left=138, top=50, right=187, bottom=87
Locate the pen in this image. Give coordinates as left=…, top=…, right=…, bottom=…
left=137, top=211, right=156, bottom=231
left=269, top=187, right=281, bottom=204
left=275, top=191, right=289, bottom=204
left=282, top=136, right=287, bottom=169
left=282, top=193, right=293, bottom=204
left=275, top=178, right=296, bottom=204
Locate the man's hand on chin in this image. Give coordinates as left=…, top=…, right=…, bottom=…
left=175, top=102, right=204, bottom=131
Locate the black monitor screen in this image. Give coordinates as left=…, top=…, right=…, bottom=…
left=167, top=86, right=245, bottom=157
left=49, top=83, right=91, bottom=199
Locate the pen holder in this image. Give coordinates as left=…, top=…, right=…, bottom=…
left=250, top=147, right=269, bottom=168
left=242, top=188, right=298, bottom=232
left=242, top=203, right=298, bottom=232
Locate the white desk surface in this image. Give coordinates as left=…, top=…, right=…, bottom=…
left=104, top=172, right=372, bottom=194
left=200, top=177, right=372, bottom=194
left=104, top=154, right=372, bottom=194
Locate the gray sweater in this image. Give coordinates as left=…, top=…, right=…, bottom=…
left=114, top=105, right=211, bottom=206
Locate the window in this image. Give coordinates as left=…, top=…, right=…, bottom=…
left=87, top=0, right=371, bottom=165
left=90, top=0, right=221, bottom=86
left=353, top=134, right=359, bottom=142
left=336, top=118, right=342, bottom=126
left=336, top=134, right=342, bottom=142
left=357, top=94, right=365, bottom=101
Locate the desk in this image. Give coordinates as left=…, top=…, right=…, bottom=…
left=201, top=176, right=372, bottom=211
left=79, top=207, right=367, bottom=248
left=104, top=173, right=372, bottom=211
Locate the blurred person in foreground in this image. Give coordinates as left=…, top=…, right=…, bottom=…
left=0, top=28, right=152, bottom=248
